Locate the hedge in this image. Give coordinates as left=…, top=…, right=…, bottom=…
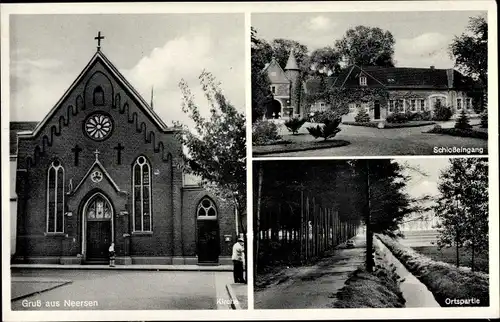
left=427, top=126, right=488, bottom=140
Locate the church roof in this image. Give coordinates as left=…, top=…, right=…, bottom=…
left=10, top=122, right=38, bottom=155
left=18, top=50, right=174, bottom=141
left=285, top=49, right=299, bottom=70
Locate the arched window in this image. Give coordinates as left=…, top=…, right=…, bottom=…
left=46, top=160, right=65, bottom=233
left=197, top=197, right=217, bottom=220
left=93, top=86, right=105, bottom=106
left=132, top=156, right=152, bottom=232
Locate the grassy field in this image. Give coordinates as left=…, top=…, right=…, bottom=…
left=413, top=246, right=489, bottom=273
left=333, top=247, right=405, bottom=308
left=378, top=234, right=489, bottom=307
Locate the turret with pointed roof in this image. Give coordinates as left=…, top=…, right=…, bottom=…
left=285, top=48, right=300, bottom=71
left=285, top=49, right=301, bottom=116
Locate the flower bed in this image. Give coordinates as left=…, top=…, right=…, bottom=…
left=343, top=121, right=435, bottom=128
left=377, top=234, right=489, bottom=307
left=426, top=126, right=488, bottom=140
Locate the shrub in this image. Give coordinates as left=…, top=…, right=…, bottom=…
left=421, top=110, right=432, bottom=121
left=407, top=111, right=431, bottom=121
left=307, top=117, right=342, bottom=141
left=354, top=108, right=371, bottom=123
left=432, top=101, right=453, bottom=121
left=252, top=120, right=281, bottom=145
left=386, top=113, right=408, bottom=124
left=454, top=109, right=473, bottom=130
left=480, top=111, right=488, bottom=128
left=405, top=111, right=416, bottom=121
left=284, top=117, right=307, bottom=135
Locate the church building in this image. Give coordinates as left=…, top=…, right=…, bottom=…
left=11, top=36, right=238, bottom=265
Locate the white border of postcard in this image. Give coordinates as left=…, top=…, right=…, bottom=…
left=2, top=1, right=498, bottom=321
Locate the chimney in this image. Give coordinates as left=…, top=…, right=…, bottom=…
left=430, top=65, right=435, bottom=69
left=150, top=86, right=154, bottom=109
left=446, top=69, right=454, bottom=88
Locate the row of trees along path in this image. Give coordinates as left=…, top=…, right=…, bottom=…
left=254, top=159, right=433, bottom=308
left=254, top=160, right=364, bottom=272
left=257, top=191, right=359, bottom=266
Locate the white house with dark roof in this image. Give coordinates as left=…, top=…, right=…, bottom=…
left=305, top=64, right=482, bottom=122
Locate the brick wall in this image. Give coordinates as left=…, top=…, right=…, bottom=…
left=14, top=58, right=234, bottom=263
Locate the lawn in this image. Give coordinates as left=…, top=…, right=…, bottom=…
left=412, top=246, right=488, bottom=273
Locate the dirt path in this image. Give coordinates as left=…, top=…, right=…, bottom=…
left=254, top=234, right=366, bottom=309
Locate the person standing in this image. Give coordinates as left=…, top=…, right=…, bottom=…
left=231, top=237, right=245, bottom=283
left=108, top=242, right=116, bottom=267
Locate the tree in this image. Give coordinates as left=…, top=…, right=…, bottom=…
left=309, top=46, right=342, bottom=75
left=270, top=38, right=309, bottom=72
left=175, top=71, right=247, bottom=278
left=254, top=162, right=264, bottom=274
left=450, top=15, right=488, bottom=112
left=353, top=159, right=431, bottom=272
left=450, top=15, right=487, bottom=87
left=335, top=26, right=396, bottom=67
left=251, top=27, right=274, bottom=70
left=434, top=158, right=488, bottom=271
left=454, top=109, right=472, bottom=130
left=251, top=27, right=274, bottom=122
left=354, top=108, right=370, bottom=123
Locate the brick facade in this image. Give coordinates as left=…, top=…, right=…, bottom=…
left=13, top=51, right=235, bottom=265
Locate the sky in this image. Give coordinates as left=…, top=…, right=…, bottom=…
left=398, top=158, right=452, bottom=200
left=252, top=11, right=486, bottom=69
left=9, top=14, right=245, bottom=125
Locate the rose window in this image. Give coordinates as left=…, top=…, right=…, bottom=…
left=84, top=113, right=113, bottom=141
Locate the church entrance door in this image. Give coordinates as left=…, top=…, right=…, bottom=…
left=196, top=198, right=220, bottom=263
left=82, top=192, right=113, bottom=263
left=197, top=220, right=219, bottom=263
